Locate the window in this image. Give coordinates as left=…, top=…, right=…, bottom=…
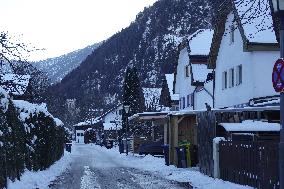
left=185, top=65, right=190, bottom=77
left=187, top=94, right=190, bottom=107
left=229, top=68, right=234, bottom=88
left=187, top=94, right=193, bottom=107
left=236, top=65, right=242, bottom=85
left=81, top=133, right=84, bottom=136
left=222, top=71, right=227, bottom=90
left=77, top=133, right=80, bottom=136
left=182, top=97, right=185, bottom=109
left=118, top=109, right=123, bottom=115
left=230, top=24, right=234, bottom=44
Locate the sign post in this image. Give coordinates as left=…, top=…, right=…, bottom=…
left=272, top=58, right=284, bottom=189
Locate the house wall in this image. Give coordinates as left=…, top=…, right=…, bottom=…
left=195, top=81, right=213, bottom=110
left=175, top=48, right=195, bottom=110
left=103, top=105, right=123, bottom=124
left=215, top=13, right=278, bottom=108
left=75, top=130, right=85, bottom=143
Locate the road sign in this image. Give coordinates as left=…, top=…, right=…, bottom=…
left=272, top=59, right=284, bottom=92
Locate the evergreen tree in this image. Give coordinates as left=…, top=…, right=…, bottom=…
left=6, top=100, right=26, bottom=181
left=159, top=75, right=171, bottom=108
left=122, top=67, right=145, bottom=134
left=0, top=110, right=8, bottom=188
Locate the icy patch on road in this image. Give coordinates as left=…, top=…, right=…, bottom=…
left=7, top=151, right=72, bottom=189
left=80, top=166, right=101, bottom=189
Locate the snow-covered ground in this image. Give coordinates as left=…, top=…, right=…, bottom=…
left=7, top=143, right=253, bottom=189
left=92, top=145, right=253, bottom=189
left=7, top=151, right=72, bottom=189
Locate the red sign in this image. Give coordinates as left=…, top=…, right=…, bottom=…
left=272, top=58, right=284, bottom=92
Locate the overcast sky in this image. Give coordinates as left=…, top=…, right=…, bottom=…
left=0, top=0, right=157, bottom=61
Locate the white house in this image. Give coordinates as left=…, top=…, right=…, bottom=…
left=165, top=73, right=179, bottom=110
left=101, top=104, right=123, bottom=132
left=208, top=0, right=279, bottom=109
left=74, top=117, right=101, bottom=143
left=173, top=29, right=214, bottom=110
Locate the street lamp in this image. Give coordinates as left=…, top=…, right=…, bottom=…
left=124, top=105, right=130, bottom=155
left=271, top=1, right=284, bottom=188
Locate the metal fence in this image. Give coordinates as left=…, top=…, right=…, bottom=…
left=219, top=141, right=279, bottom=189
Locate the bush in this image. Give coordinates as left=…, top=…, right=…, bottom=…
left=0, top=99, right=66, bottom=188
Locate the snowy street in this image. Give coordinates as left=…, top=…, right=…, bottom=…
left=7, top=143, right=253, bottom=189
left=49, top=144, right=188, bottom=189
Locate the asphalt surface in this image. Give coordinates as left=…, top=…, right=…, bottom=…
left=49, top=144, right=189, bottom=189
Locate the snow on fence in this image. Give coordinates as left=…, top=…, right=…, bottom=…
left=219, top=141, right=279, bottom=189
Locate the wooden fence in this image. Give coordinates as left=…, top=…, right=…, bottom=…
left=219, top=141, right=279, bottom=189
left=197, top=111, right=216, bottom=177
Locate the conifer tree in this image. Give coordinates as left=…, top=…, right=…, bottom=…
left=6, top=100, right=26, bottom=181
left=159, top=75, right=171, bottom=108
left=122, top=67, right=145, bottom=134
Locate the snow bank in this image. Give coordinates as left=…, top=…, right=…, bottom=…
left=7, top=151, right=72, bottom=189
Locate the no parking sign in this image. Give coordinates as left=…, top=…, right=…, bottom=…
left=272, top=59, right=284, bottom=92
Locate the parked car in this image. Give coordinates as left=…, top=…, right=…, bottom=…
left=138, top=140, right=164, bottom=156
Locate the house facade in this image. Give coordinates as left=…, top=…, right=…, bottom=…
left=209, top=1, right=279, bottom=108
left=174, top=29, right=214, bottom=110
left=101, top=104, right=123, bottom=139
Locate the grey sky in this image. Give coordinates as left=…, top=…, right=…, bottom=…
left=0, top=0, right=157, bottom=61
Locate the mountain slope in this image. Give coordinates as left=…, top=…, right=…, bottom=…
left=50, top=0, right=212, bottom=122
left=34, top=43, right=100, bottom=84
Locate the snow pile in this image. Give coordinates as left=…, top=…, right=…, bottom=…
left=7, top=151, right=72, bottom=189
left=220, top=120, right=280, bottom=132
left=234, top=0, right=277, bottom=43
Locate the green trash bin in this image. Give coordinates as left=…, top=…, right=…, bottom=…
left=178, top=141, right=191, bottom=167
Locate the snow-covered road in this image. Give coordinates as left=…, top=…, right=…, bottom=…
left=49, top=144, right=187, bottom=189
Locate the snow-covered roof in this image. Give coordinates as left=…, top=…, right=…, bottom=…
left=191, top=64, right=211, bottom=82
left=143, top=88, right=162, bottom=110
left=74, top=117, right=101, bottom=127
left=165, top=74, right=179, bottom=101
left=188, top=29, right=214, bottom=55
left=1, top=74, right=30, bottom=95
left=103, top=122, right=122, bottom=131
left=220, top=120, right=280, bottom=132
left=234, top=0, right=277, bottom=43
